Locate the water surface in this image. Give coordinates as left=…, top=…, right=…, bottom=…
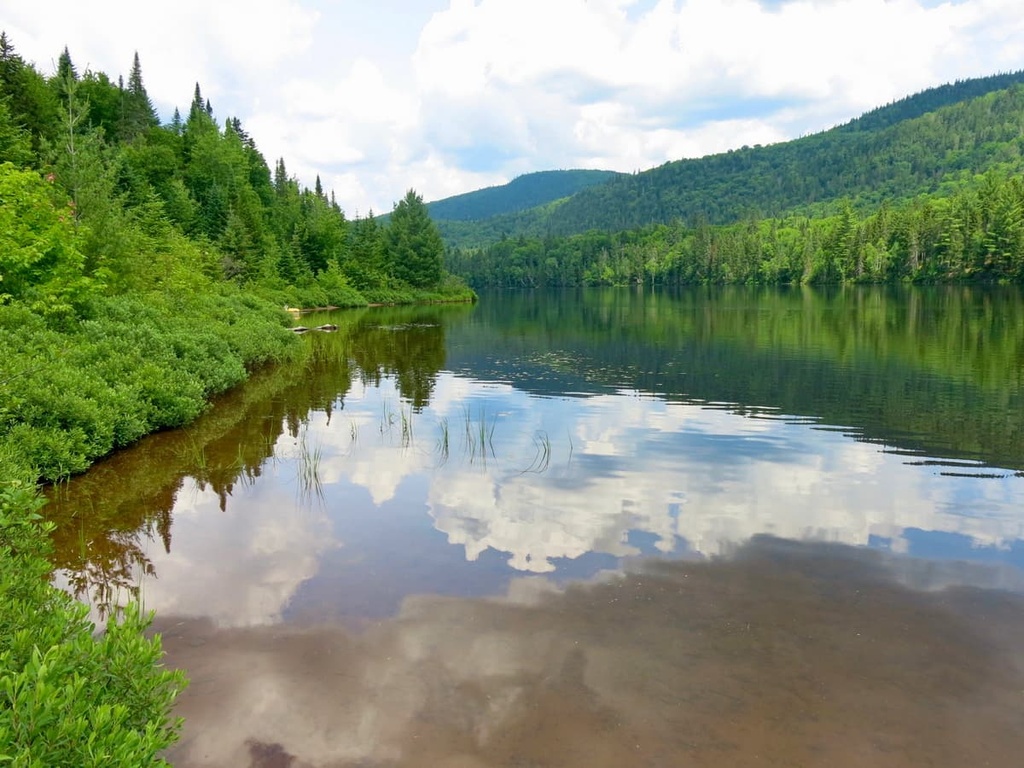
left=47, top=286, right=1024, bottom=767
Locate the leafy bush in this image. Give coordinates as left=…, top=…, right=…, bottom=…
left=0, top=286, right=301, bottom=484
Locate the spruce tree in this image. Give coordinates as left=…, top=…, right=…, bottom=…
left=121, top=51, right=157, bottom=139
left=386, top=189, right=444, bottom=288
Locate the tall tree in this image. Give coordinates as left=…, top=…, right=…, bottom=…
left=0, top=32, right=58, bottom=153
left=54, top=46, right=77, bottom=104
left=386, top=189, right=444, bottom=288
left=121, top=51, right=158, bottom=140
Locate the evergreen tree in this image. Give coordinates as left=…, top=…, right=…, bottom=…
left=345, top=211, right=388, bottom=290
left=55, top=46, right=77, bottom=105
left=0, top=93, right=32, bottom=165
left=0, top=32, right=58, bottom=152
left=387, top=189, right=444, bottom=288
left=121, top=51, right=157, bottom=139
left=188, top=82, right=204, bottom=122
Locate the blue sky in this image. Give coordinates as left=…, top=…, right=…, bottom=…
left=3, top=0, right=1022, bottom=214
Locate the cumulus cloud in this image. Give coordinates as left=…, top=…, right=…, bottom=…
left=7, top=1, right=1024, bottom=219
left=130, top=471, right=338, bottom=627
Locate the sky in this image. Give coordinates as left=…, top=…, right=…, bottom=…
left=3, top=0, right=1023, bottom=215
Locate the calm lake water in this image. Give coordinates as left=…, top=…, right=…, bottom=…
left=48, top=286, right=1024, bottom=767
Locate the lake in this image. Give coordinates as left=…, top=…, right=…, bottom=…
left=47, top=286, right=1024, bottom=767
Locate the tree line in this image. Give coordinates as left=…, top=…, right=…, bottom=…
left=448, top=169, right=1024, bottom=288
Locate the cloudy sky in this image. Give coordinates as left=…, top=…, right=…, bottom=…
left=4, top=0, right=1023, bottom=214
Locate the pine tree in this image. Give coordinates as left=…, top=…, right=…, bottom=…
left=273, top=158, right=288, bottom=195
left=57, top=46, right=77, bottom=85
left=121, top=51, right=157, bottom=139
left=386, top=189, right=444, bottom=288
left=189, top=82, right=204, bottom=121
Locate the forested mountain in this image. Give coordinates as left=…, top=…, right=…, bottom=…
left=449, top=166, right=1024, bottom=288
left=450, top=75, right=1024, bottom=288
left=426, top=169, right=621, bottom=220
left=439, top=72, right=1024, bottom=248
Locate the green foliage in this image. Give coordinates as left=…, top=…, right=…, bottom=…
left=0, top=163, right=91, bottom=315
left=0, top=481, right=186, bottom=766
left=0, top=289, right=299, bottom=484
left=452, top=170, right=1024, bottom=288
left=387, top=189, right=445, bottom=289
left=0, top=95, right=32, bottom=166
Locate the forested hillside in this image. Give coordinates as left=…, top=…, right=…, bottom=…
left=426, top=169, right=621, bottom=220
left=449, top=169, right=1024, bottom=288
left=439, top=72, right=1024, bottom=248
left=448, top=74, right=1024, bottom=288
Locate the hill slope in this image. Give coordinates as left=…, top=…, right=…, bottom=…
left=437, top=71, right=1024, bottom=247
left=425, top=169, right=622, bottom=221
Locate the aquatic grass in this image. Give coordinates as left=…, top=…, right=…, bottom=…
left=178, top=433, right=208, bottom=472
left=379, top=400, right=396, bottom=436
left=435, top=416, right=450, bottom=465
left=459, top=405, right=497, bottom=465
left=295, top=430, right=325, bottom=505
left=400, top=405, right=414, bottom=449
left=521, top=430, right=552, bottom=474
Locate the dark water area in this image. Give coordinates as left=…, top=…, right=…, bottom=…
left=45, top=286, right=1024, bottom=767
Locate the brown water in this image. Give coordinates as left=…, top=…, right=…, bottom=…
left=46, top=287, right=1024, bottom=766
left=156, top=541, right=1024, bottom=767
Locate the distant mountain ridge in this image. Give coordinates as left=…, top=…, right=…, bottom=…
left=432, top=70, right=1024, bottom=248
left=424, top=169, right=622, bottom=221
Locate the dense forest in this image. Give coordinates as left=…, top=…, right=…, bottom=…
left=0, top=32, right=474, bottom=487
left=448, top=169, right=1024, bottom=287
left=0, top=35, right=470, bottom=311
left=0, top=33, right=467, bottom=765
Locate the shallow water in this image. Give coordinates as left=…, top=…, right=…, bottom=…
left=46, top=286, right=1024, bottom=767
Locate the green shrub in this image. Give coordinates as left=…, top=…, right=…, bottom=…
left=0, top=287, right=300, bottom=484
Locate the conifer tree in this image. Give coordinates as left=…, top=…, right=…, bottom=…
left=189, top=82, right=204, bottom=121
left=386, top=189, right=444, bottom=288
left=57, top=46, right=77, bottom=86
left=121, top=51, right=157, bottom=139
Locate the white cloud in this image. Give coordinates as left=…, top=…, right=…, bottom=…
left=5, top=0, right=1023, bottom=214
left=132, top=471, right=338, bottom=627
